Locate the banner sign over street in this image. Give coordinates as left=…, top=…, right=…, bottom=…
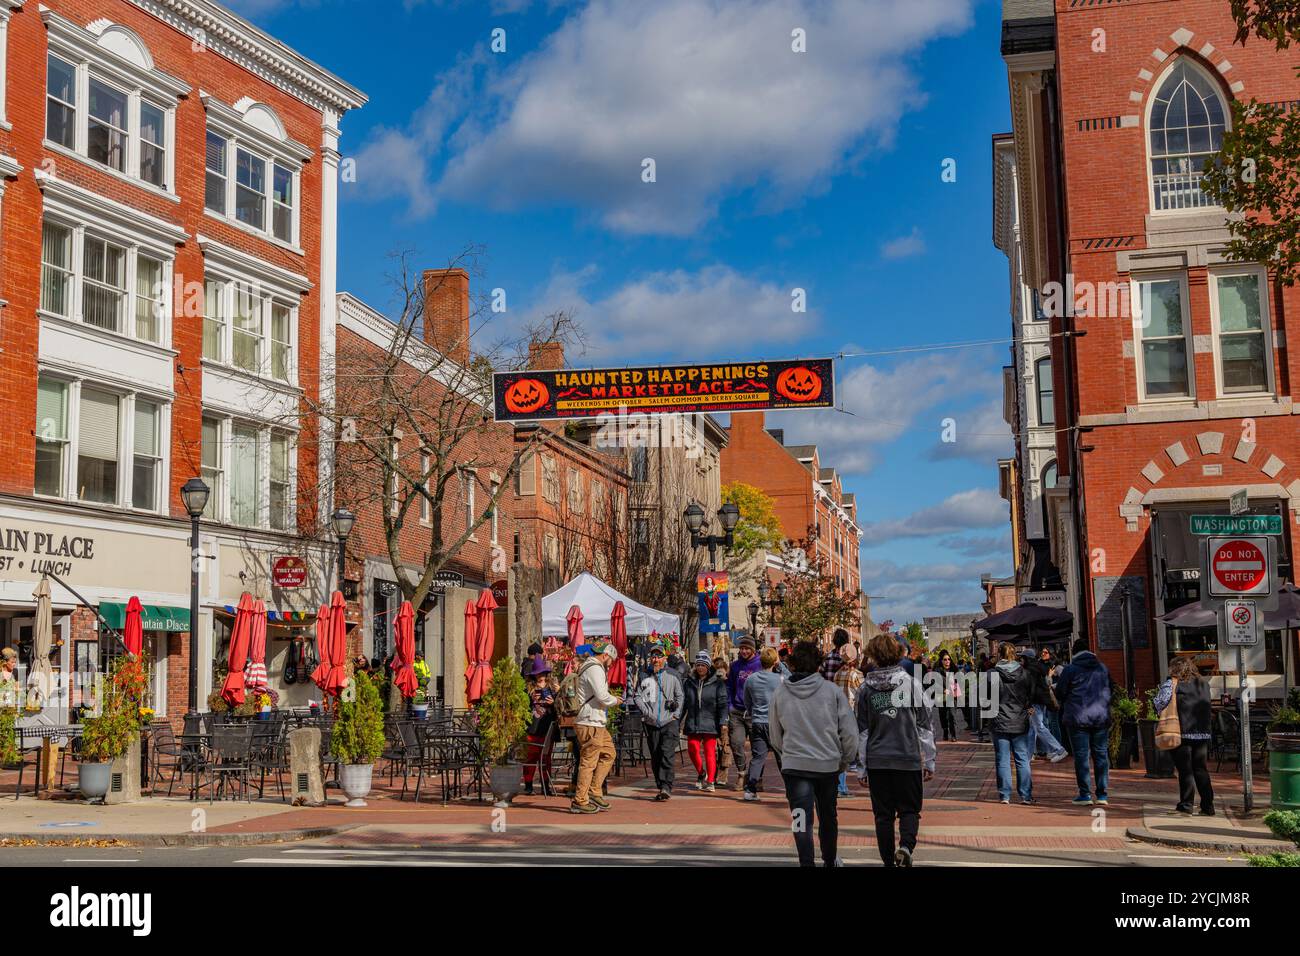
left=493, top=358, right=835, bottom=422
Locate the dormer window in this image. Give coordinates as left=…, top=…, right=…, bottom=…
left=1148, top=58, right=1229, bottom=212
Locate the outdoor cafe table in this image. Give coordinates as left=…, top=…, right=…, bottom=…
left=178, top=722, right=282, bottom=800
left=12, top=723, right=81, bottom=799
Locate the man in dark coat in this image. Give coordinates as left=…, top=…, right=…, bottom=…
left=1055, top=638, right=1113, bottom=806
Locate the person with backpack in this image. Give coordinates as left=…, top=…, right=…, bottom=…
left=634, top=644, right=685, bottom=801
left=1055, top=638, right=1113, bottom=806
left=857, top=633, right=936, bottom=867
left=769, top=641, right=858, bottom=867
left=1020, top=649, right=1068, bottom=763
left=682, top=651, right=728, bottom=791
left=988, top=643, right=1034, bottom=804
left=565, top=641, right=621, bottom=814
left=1152, top=656, right=1214, bottom=816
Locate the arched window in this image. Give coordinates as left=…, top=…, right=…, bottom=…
left=1035, top=357, right=1054, bottom=426
left=1040, top=460, right=1057, bottom=536
left=1148, top=58, right=1228, bottom=211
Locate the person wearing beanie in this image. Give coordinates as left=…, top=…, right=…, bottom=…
left=634, top=645, right=685, bottom=800
left=682, top=650, right=728, bottom=791
left=522, top=658, right=556, bottom=796
left=725, top=634, right=763, bottom=790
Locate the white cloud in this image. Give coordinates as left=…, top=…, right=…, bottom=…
left=858, top=487, right=1008, bottom=545
left=880, top=227, right=925, bottom=260
left=861, top=556, right=1011, bottom=625
left=362, top=0, right=973, bottom=233
left=939, top=533, right=1011, bottom=559
left=927, top=394, right=1013, bottom=463
left=513, top=264, right=817, bottom=361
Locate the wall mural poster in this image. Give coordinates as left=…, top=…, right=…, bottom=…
left=697, top=571, right=730, bottom=634
left=493, top=358, right=835, bottom=422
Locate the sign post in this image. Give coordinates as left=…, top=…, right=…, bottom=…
left=1221, top=600, right=1259, bottom=813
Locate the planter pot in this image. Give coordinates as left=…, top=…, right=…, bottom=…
left=490, top=762, right=523, bottom=808
left=79, top=761, right=113, bottom=802
left=257, top=710, right=271, bottom=721
left=339, top=763, right=373, bottom=807
left=412, top=704, right=429, bottom=721
left=1138, top=719, right=1176, bottom=778
left=1269, top=731, right=1300, bottom=811
left=1111, top=720, right=1138, bottom=769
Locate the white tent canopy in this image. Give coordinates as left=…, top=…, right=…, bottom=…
left=541, top=572, right=680, bottom=638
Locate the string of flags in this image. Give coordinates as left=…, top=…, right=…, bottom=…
left=221, top=605, right=314, bottom=624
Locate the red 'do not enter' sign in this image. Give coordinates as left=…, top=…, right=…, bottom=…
left=1211, top=539, right=1268, bottom=594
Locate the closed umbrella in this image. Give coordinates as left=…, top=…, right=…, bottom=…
left=123, top=595, right=144, bottom=658
left=245, top=599, right=268, bottom=693
left=464, top=599, right=485, bottom=704
left=468, top=588, right=499, bottom=704
left=28, top=578, right=54, bottom=709
left=607, top=600, right=627, bottom=688
left=391, top=600, right=418, bottom=699
left=220, top=593, right=256, bottom=706
left=566, top=604, right=585, bottom=649
left=311, top=591, right=348, bottom=698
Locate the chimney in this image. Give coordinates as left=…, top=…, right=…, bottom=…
left=423, top=268, right=471, bottom=365
left=528, top=341, right=565, bottom=370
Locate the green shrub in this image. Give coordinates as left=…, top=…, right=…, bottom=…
left=0, top=707, right=17, bottom=767
left=1247, top=852, right=1300, bottom=867
left=331, top=672, right=385, bottom=765
left=1263, top=809, right=1300, bottom=845
left=80, top=656, right=145, bottom=763
left=477, top=658, right=531, bottom=766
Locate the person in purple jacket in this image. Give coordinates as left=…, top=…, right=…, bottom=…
left=724, top=635, right=763, bottom=790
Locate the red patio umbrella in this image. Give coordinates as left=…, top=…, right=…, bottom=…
left=566, top=604, right=585, bottom=649
left=607, top=600, right=627, bottom=688
left=123, top=596, right=144, bottom=658
left=391, top=600, right=418, bottom=699
left=245, top=599, right=268, bottom=692
left=311, top=591, right=348, bottom=697
left=463, top=599, right=484, bottom=704
left=220, top=592, right=256, bottom=706
left=468, top=588, right=499, bottom=704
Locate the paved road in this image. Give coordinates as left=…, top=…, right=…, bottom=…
left=0, top=838, right=1247, bottom=867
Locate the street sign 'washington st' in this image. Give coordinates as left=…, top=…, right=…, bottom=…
left=1189, top=514, right=1282, bottom=536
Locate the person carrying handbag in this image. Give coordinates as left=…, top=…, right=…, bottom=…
left=1151, top=657, right=1215, bottom=816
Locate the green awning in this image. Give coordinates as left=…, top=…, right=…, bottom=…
left=99, top=602, right=191, bottom=633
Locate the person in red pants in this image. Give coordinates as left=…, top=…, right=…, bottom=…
left=682, top=651, right=728, bottom=792
left=522, top=659, right=556, bottom=795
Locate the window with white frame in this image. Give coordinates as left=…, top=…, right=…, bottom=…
left=200, top=414, right=295, bottom=530
left=387, top=436, right=400, bottom=517
left=541, top=456, right=559, bottom=504
left=568, top=468, right=584, bottom=514
left=591, top=480, right=605, bottom=525
left=489, top=477, right=500, bottom=544
left=0, top=6, right=15, bottom=129
left=39, top=218, right=172, bottom=345
left=35, top=372, right=167, bottom=512
left=204, top=130, right=300, bottom=245
left=1148, top=59, right=1229, bottom=212
left=42, top=26, right=180, bottom=194
left=1210, top=267, right=1272, bottom=396
left=200, top=275, right=296, bottom=383
left=420, top=453, right=431, bottom=523
left=1132, top=274, right=1193, bottom=400
left=461, top=469, right=476, bottom=534
left=1034, top=356, right=1054, bottom=426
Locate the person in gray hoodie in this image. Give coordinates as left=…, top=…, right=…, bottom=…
left=769, top=641, right=858, bottom=867
left=741, top=646, right=784, bottom=801
left=855, top=633, right=937, bottom=868
left=988, top=642, right=1034, bottom=804
left=634, top=645, right=685, bottom=801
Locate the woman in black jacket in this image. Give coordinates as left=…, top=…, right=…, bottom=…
left=934, top=650, right=960, bottom=742
left=1153, top=656, right=1214, bottom=816
left=989, top=643, right=1034, bottom=804
left=682, top=651, right=728, bottom=791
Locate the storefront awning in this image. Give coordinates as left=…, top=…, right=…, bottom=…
left=99, top=602, right=190, bottom=633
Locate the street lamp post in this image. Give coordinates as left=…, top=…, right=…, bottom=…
left=180, top=477, right=210, bottom=719
left=683, top=501, right=740, bottom=569
left=747, top=600, right=760, bottom=639
left=757, top=579, right=786, bottom=625
left=331, top=508, right=356, bottom=594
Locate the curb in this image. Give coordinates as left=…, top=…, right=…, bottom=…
left=0, top=825, right=354, bottom=849
left=1124, top=825, right=1290, bottom=855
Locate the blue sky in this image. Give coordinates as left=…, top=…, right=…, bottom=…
left=230, top=0, right=1017, bottom=624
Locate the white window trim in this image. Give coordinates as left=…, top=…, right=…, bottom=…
left=1207, top=264, right=1275, bottom=400
left=489, top=473, right=500, bottom=545
left=201, top=94, right=308, bottom=254
left=1130, top=270, right=1196, bottom=404
left=1144, top=56, right=1231, bottom=218
left=34, top=369, right=170, bottom=515
left=462, top=467, right=477, bottom=541
left=0, top=3, right=22, bottom=131
left=387, top=435, right=401, bottom=518
left=38, top=210, right=175, bottom=352
left=42, top=11, right=186, bottom=200
left=419, top=452, right=431, bottom=525
left=200, top=411, right=298, bottom=532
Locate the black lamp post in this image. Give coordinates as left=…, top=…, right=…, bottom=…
left=683, top=501, right=740, bottom=569
left=747, top=600, right=759, bottom=637
left=757, top=579, right=786, bottom=625
left=180, top=477, right=210, bottom=717
left=331, top=507, right=355, bottom=594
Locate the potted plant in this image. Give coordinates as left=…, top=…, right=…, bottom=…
left=0, top=705, right=18, bottom=769
left=254, top=692, right=273, bottom=720
left=137, top=707, right=155, bottom=726
left=412, top=686, right=429, bottom=721
left=79, top=656, right=145, bottom=802
left=206, top=691, right=230, bottom=723
left=331, top=671, right=385, bottom=806
left=1267, top=703, right=1300, bottom=811
left=1109, top=687, right=1140, bottom=769
left=1138, top=688, right=1175, bottom=779
left=477, top=658, right=532, bottom=807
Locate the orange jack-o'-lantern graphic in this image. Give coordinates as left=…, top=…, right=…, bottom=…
left=775, top=366, right=823, bottom=403
left=504, top=377, right=550, bottom=415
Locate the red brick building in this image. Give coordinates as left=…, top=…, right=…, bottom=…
left=1001, top=0, right=1300, bottom=697
left=720, top=410, right=863, bottom=640
left=0, top=0, right=363, bottom=718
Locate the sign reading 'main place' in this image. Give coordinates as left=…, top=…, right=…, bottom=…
left=493, top=358, right=835, bottom=422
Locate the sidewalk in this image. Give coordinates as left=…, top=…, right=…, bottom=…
left=0, top=739, right=1279, bottom=853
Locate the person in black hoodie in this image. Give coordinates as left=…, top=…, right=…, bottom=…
left=989, top=642, right=1034, bottom=804
left=934, top=650, right=960, bottom=742
left=1019, top=650, right=1068, bottom=762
